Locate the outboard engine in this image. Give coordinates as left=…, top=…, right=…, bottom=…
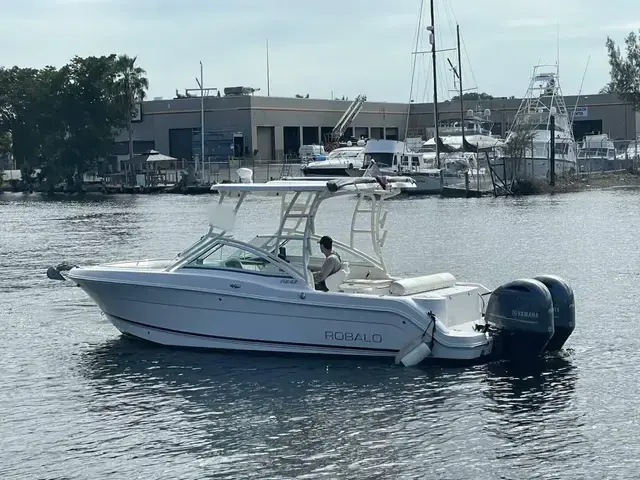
left=534, top=275, right=575, bottom=352
left=485, top=278, right=554, bottom=360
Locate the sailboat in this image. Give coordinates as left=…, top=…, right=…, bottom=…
left=358, top=0, right=501, bottom=194
left=416, top=24, right=503, bottom=182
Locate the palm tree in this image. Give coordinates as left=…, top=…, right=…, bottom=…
left=113, top=55, right=149, bottom=167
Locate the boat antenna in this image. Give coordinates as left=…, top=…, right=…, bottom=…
left=570, top=54, right=590, bottom=128
left=428, top=0, right=441, bottom=168
left=556, top=22, right=560, bottom=79
left=403, top=0, right=426, bottom=161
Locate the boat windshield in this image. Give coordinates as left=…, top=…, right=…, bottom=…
left=364, top=152, right=394, bottom=166
left=328, top=149, right=362, bottom=160
left=183, top=241, right=295, bottom=278
left=578, top=148, right=615, bottom=158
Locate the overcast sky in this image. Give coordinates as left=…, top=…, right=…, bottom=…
left=2, top=0, right=639, bottom=103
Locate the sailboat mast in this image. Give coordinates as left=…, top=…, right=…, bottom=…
left=456, top=24, right=464, bottom=144
left=429, top=0, right=441, bottom=168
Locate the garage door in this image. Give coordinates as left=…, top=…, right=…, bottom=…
left=256, top=126, right=275, bottom=161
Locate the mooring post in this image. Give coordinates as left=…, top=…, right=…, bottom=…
left=549, top=114, right=556, bottom=186
left=464, top=170, right=470, bottom=197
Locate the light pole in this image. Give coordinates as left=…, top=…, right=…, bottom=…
left=186, top=62, right=218, bottom=178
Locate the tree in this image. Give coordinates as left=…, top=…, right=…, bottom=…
left=500, top=121, right=538, bottom=184
left=450, top=91, right=494, bottom=102
left=605, top=31, right=640, bottom=109
left=113, top=55, right=149, bottom=167
left=0, top=54, right=149, bottom=192
left=0, top=132, right=10, bottom=156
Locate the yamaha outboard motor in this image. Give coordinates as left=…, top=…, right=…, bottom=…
left=485, top=278, right=554, bottom=361
left=534, top=275, right=575, bottom=352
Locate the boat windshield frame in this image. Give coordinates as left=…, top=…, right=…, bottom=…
left=165, top=177, right=414, bottom=287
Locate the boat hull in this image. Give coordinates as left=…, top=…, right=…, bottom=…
left=497, top=157, right=576, bottom=180
left=68, top=267, right=490, bottom=361
left=302, top=167, right=363, bottom=177
left=403, top=172, right=462, bottom=195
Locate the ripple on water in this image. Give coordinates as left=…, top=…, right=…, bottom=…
left=2, top=190, right=640, bottom=478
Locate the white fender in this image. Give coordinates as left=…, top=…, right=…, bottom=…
left=395, top=334, right=432, bottom=367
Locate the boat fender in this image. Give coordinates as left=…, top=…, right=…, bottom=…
left=534, top=275, right=575, bottom=352
left=395, top=311, right=437, bottom=367
left=484, top=278, right=554, bottom=361
left=348, top=163, right=354, bottom=170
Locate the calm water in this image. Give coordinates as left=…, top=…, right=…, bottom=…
left=1, top=188, right=639, bottom=479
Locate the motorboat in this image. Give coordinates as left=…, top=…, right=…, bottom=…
left=300, top=143, right=365, bottom=177
left=348, top=139, right=463, bottom=194
left=48, top=174, right=575, bottom=366
left=577, top=134, right=618, bottom=172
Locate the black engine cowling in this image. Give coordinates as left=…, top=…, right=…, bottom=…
left=485, top=278, right=554, bottom=360
left=534, top=275, right=575, bottom=352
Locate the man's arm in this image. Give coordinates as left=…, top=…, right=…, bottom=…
left=313, top=257, right=339, bottom=283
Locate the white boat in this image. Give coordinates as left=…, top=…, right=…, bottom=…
left=616, top=138, right=640, bottom=162
left=349, top=139, right=464, bottom=194
left=48, top=174, right=575, bottom=366
left=497, top=65, right=577, bottom=180
left=577, top=134, right=618, bottom=172
left=300, top=144, right=365, bottom=177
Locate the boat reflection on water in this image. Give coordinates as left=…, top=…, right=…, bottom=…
left=76, top=337, right=584, bottom=478
left=483, top=352, right=578, bottom=417
left=481, top=352, right=588, bottom=475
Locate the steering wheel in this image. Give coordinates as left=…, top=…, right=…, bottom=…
left=224, top=259, right=244, bottom=270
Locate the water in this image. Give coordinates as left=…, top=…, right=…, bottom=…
left=1, top=188, right=639, bottom=479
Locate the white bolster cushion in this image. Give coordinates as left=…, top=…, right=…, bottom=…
left=389, top=273, right=457, bottom=296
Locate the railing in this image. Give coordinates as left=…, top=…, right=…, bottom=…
left=196, top=154, right=304, bottom=184
left=577, top=138, right=640, bottom=175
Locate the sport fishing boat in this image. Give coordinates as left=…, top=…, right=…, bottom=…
left=496, top=64, right=578, bottom=180
left=48, top=174, right=575, bottom=366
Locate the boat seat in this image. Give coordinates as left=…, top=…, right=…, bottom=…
left=325, top=264, right=350, bottom=292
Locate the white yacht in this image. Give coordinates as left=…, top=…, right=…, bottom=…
left=49, top=174, right=576, bottom=366
left=577, top=134, right=617, bottom=172
left=419, top=112, right=504, bottom=176
left=496, top=65, right=577, bottom=181
left=300, top=143, right=365, bottom=177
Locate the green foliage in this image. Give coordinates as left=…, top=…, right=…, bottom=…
left=605, top=31, right=640, bottom=109
left=0, top=131, right=10, bottom=155
left=450, top=92, right=494, bottom=102
left=0, top=54, right=149, bottom=190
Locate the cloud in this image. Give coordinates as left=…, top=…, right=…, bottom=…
left=504, top=18, right=560, bottom=28
left=601, top=22, right=640, bottom=31
left=0, top=0, right=638, bottom=102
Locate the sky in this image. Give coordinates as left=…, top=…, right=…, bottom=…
left=2, top=0, right=639, bottom=103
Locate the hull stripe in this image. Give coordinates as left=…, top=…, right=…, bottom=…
left=109, top=314, right=399, bottom=354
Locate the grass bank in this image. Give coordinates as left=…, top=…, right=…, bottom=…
left=511, top=171, right=640, bottom=195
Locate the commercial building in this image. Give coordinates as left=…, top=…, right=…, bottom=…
left=113, top=94, right=409, bottom=168
left=112, top=90, right=639, bottom=169
left=408, top=93, right=640, bottom=142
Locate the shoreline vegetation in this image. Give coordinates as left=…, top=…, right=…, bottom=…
left=2, top=170, right=640, bottom=197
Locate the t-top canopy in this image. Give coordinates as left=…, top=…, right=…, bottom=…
left=211, top=176, right=416, bottom=194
